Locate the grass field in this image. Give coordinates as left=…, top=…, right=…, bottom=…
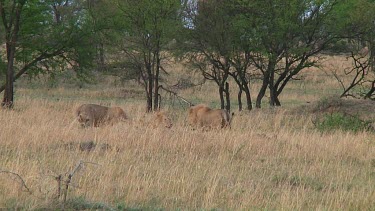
left=0, top=55, right=375, bottom=210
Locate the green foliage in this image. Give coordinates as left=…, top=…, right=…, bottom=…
left=315, top=112, right=371, bottom=133
left=1, top=0, right=97, bottom=82
left=23, top=196, right=115, bottom=210
left=99, top=0, right=183, bottom=76
left=61, top=196, right=111, bottom=210
left=329, top=0, right=375, bottom=36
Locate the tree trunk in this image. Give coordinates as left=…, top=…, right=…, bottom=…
left=0, top=2, right=24, bottom=109
left=219, top=85, right=225, bottom=109
left=364, top=81, right=375, bottom=99
left=153, top=85, right=160, bottom=111
left=231, top=70, right=252, bottom=111
left=147, top=68, right=153, bottom=112
left=153, top=52, right=161, bottom=111
left=97, top=42, right=105, bottom=71
left=269, top=67, right=276, bottom=106
left=256, top=59, right=275, bottom=108
left=243, top=83, right=252, bottom=110
left=225, top=82, right=230, bottom=112
left=237, top=88, right=242, bottom=111
left=256, top=74, right=269, bottom=108
left=146, top=91, right=152, bottom=112
left=230, top=73, right=243, bottom=111
left=2, top=43, right=15, bottom=108
left=275, top=96, right=281, bottom=106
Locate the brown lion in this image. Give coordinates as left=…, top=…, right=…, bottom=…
left=187, top=104, right=234, bottom=129
left=151, top=111, right=173, bottom=129
left=75, top=104, right=128, bottom=127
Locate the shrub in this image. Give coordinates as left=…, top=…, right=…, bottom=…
left=315, top=112, right=371, bottom=133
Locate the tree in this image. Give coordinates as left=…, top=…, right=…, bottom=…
left=0, top=0, right=25, bottom=108
left=105, top=0, right=183, bottom=112
left=86, top=0, right=108, bottom=71
left=180, top=0, right=234, bottom=111
left=0, top=0, right=96, bottom=108
left=329, top=0, right=375, bottom=100
left=228, top=47, right=254, bottom=111
left=227, top=13, right=255, bottom=111
left=228, top=0, right=340, bottom=108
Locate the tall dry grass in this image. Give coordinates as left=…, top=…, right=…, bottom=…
left=0, top=55, right=375, bottom=210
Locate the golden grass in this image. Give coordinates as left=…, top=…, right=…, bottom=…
left=1, top=55, right=375, bottom=210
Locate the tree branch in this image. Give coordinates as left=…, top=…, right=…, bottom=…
left=159, top=85, right=194, bottom=106
left=0, top=47, right=65, bottom=93
left=0, top=170, right=33, bottom=194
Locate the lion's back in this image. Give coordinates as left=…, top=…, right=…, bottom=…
left=188, top=104, right=210, bottom=126
left=75, top=104, right=110, bottom=127
left=107, top=107, right=128, bottom=120
left=200, top=109, right=225, bottom=128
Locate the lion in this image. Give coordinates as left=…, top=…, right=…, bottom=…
left=151, top=111, right=173, bottom=129
left=75, top=104, right=128, bottom=127
left=187, top=104, right=234, bottom=129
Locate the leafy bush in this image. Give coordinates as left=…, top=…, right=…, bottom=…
left=315, top=112, right=371, bottom=133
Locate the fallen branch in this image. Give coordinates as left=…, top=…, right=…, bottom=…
left=0, top=160, right=101, bottom=205
left=0, top=170, right=33, bottom=194
left=159, top=85, right=194, bottom=107
left=62, top=160, right=101, bottom=203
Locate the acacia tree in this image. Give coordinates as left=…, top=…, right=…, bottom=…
left=330, top=0, right=375, bottom=100
left=226, top=15, right=255, bottom=111
left=228, top=47, right=253, bottom=111
left=180, top=0, right=235, bottom=111
left=107, top=0, right=183, bottom=112
left=181, top=0, right=259, bottom=111
left=0, top=0, right=25, bottom=108
left=86, top=0, right=108, bottom=71
left=227, top=0, right=341, bottom=108
left=0, top=0, right=96, bottom=108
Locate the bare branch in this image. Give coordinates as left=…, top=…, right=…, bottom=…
left=0, top=170, right=33, bottom=194
left=63, top=160, right=100, bottom=203
left=159, top=85, right=194, bottom=106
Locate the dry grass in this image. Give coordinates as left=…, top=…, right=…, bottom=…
left=1, top=56, right=375, bottom=210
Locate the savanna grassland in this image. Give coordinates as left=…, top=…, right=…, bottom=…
left=1, top=56, right=375, bottom=210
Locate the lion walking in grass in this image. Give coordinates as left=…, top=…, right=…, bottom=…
left=75, top=104, right=128, bottom=127
left=151, top=111, right=173, bottom=129
left=187, top=104, right=234, bottom=129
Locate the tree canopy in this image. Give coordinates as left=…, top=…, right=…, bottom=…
left=1, top=0, right=374, bottom=108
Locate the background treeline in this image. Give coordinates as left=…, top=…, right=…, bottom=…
left=0, top=0, right=374, bottom=111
